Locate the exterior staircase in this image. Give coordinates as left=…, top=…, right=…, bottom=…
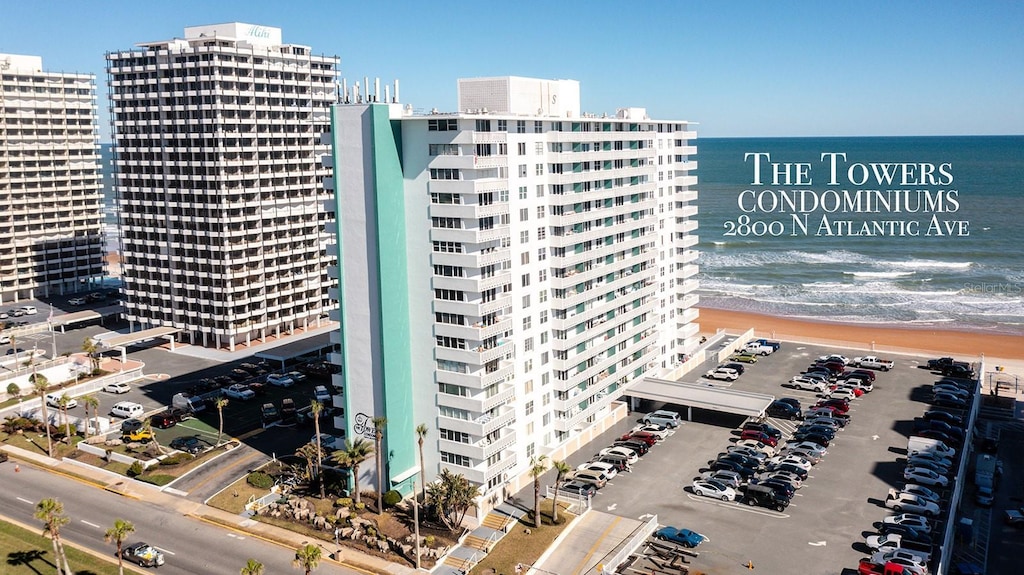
left=432, top=503, right=527, bottom=575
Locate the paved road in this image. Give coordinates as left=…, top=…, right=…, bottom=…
left=0, top=461, right=353, bottom=574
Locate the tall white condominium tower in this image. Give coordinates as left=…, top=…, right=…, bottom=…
left=106, top=23, right=339, bottom=349
left=329, top=77, right=699, bottom=505
left=0, top=54, right=103, bottom=304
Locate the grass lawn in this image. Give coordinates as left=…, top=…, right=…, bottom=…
left=470, top=500, right=575, bottom=575
left=0, top=518, right=123, bottom=575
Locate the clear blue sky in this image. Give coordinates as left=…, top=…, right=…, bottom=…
left=3, top=0, right=1021, bottom=139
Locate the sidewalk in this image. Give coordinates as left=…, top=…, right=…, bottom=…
left=3, top=444, right=418, bottom=575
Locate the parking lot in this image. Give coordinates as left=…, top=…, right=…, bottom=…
left=553, top=341, right=957, bottom=575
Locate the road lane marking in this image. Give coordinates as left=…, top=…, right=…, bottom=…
left=81, top=519, right=101, bottom=528
left=155, top=546, right=175, bottom=555
left=16, top=497, right=33, bottom=505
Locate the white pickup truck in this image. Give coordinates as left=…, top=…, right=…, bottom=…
left=853, top=356, right=895, bottom=371
left=743, top=341, right=775, bottom=356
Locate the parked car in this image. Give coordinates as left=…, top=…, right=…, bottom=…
left=559, top=480, right=597, bottom=498
left=705, top=367, right=740, bottom=381
left=729, top=353, right=759, bottom=364
left=922, top=410, right=963, bottom=427
left=120, top=418, right=144, bottom=433
left=654, top=526, right=707, bottom=548
left=631, top=424, right=671, bottom=439
left=786, top=376, right=827, bottom=392
left=739, top=429, right=778, bottom=446
left=169, top=435, right=204, bottom=454
left=766, top=400, right=802, bottom=420
left=721, top=362, right=747, bottom=375
left=68, top=297, right=86, bottom=306
left=761, top=470, right=803, bottom=489
left=752, top=477, right=797, bottom=499
left=814, top=398, right=850, bottom=413
left=122, top=428, right=154, bottom=443
left=803, top=407, right=850, bottom=422
left=285, top=370, right=308, bottom=383
left=45, top=393, right=77, bottom=409
left=781, top=441, right=828, bottom=458
left=313, top=385, right=332, bottom=402
left=825, top=386, right=860, bottom=401
left=796, top=424, right=836, bottom=439
left=804, top=416, right=845, bottom=431
left=642, top=410, right=682, bottom=428
left=700, top=470, right=744, bottom=489
left=930, top=392, right=968, bottom=409
left=735, top=439, right=778, bottom=455
left=741, top=421, right=783, bottom=440
left=868, top=552, right=929, bottom=575
left=102, top=382, right=131, bottom=394
left=915, top=428, right=956, bottom=445
left=709, top=458, right=757, bottom=478
left=150, top=409, right=187, bottom=429
left=882, top=513, right=933, bottom=534
left=766, top=455, right=813, bottom=471
left=725, top=445, right=770, bottom=462
left=899, top=484, right=942, bottom=504
left=766, top=462, right=808, bottom=480
left=744, top=483, right=791, bottom=511
left=904, top=467, right=949, bottom=487
left=791, top=430, right=830, bottom=447
left=267, top=373, right=296, bottom=387
left=613, top=439, right=650, bottom=455
left=1005, top=507, right=1024, bottom=526
left=906, top=457, right=951, bottom=475
left=578, top=461, right=618, bottom=480
left=781, top=447, right=822, bottom=465
left=121, top=542, right=165, bottom=568
left=715, top=453, right=763, bottom=470
left=884, top=487, right=937, bottom=515
left=223, top=384, right=256, bottom=400
left=620, top=431, right=658, bottom=446
left=691, top=479, right=737, bottom=501
left=599, top=446, right=639, bottom=464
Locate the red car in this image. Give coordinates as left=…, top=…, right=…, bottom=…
left=619, top=431, right=658, bottom=446
left=814, top=398, right=850, bottom=414
left=842, top=369, right=877, bottom=382
left=739, top=429, right=778, bottom=446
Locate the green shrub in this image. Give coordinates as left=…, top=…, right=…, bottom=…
left=6, top=383, right=20, bottom=398
left=383, top=489, right=402, bottom=509
left=159, top=452, right=194, bottom=466
left=354, top=502, right=365, bottom=511
left=336, top=497, right=353, bottom=508
left=127, top=461, right=144, bottom=477
left=247, top=470, right=274, bottom=489
left=366, top=527, right=377, bottom=539
left=424, top=535, right=436, bottom=547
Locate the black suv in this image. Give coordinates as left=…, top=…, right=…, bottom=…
left=744, top=483, right=790, bottom=512
left=766, top=400, right=802, bottom=420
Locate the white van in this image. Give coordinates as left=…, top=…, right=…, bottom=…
left=643, top=409, right=682, bottom=428
left=20, top=305, right=38, bottom=315
left=110, top=401, right=144, bottom=419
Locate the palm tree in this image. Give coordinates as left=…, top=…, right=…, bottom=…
left=29, top=371, right=52, bottom=457
left=551, top=460, right=572, bottom=524
left=142, top=420, right=165, bottom=455
left=292, top=543, right=321, bottom=574
left=295, top=443, right=321, bottom=484
left=82, top=337, right=101, bottom=373
left=415, top=423, right=428, bottom=504
left=215, top=396, right=229, bottom=446
left=240, top=558, right=265, bottom=575
left=332, top=437, right=373, bottom=504
left=105, top=518, right=135, bottom=575
left=372, top=416, right=387, bottom=513
left=35, top=497, right=71, bottom=575
left=82, top=393, right=100, bottom=442
left=310, top=400, right=325, bottom=499
left=528, top=454, right=548, bottom=528
left=56, top=394, right=73, bottom=443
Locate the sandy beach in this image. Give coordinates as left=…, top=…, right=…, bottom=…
left=698, top=306, right=1024, bottom=363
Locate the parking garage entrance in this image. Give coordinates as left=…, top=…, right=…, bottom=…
left=94, top=326, right=182, bottom=364
left=627, top=377, right=775, bottom=420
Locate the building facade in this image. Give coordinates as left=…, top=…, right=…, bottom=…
left=106, top=23, right=338, bottom=349
left=328, top=77, right=700, bottom=505
left=0, top=54, right=103, bottom=303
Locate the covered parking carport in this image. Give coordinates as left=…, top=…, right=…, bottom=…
left=255, top=332, right=332, bottom=372
left=95, top=326, right=182, bottom=364
left=627, top=377, right=776, bottom=420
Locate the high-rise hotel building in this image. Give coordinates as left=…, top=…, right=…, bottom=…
left=0, top=54, right=103, bottom=303
left=106, top=23, right=338, bottom=349
left=328, top=77, right=700, bottom=504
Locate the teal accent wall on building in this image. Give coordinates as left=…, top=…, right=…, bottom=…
left=329, top=105, right=354, bottom=441
left=368, top=104, right=417, bottom=495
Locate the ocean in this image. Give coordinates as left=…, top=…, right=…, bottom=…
left=694, top=136, right=1024, bottom=335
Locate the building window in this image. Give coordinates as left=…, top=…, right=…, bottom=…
left=534, top=120, right=543, bottom=133
left=520, top=230, right=529, bottom=243
left=523, top=315, right=532, bottom=329
left=539, top=290, right=548, bottom=303
left=524, top=337, right=534, bottom=352
left=497, top=119, right=507, bottom=132
left=539, top=269, right=547, bottom=281
left=428, top=118, right=458, bottom=131
left=519, top=186, right=528, bottom=200
left=430, top=192, right=461, bottom=204
left=526, top=401, right=535, bottom=416
left=522, top=274, right=531, bottom=288
left=536, top=185, right=544, bottom=197
left=538, top=227, right=546, bottom=240
left=541, top=351, right=549, bottom=364
left=438, top=383, right=469, bottom=397
left=535, top=142, right=544, bottom=154
left=519, top=208, right=529, bottom=222
left=518, top=164, right=527, bottom=177
left=499, top=189, right=509, bottom=202
left=429, top=143, right=459, bottom=156
left=475, top=119, right=492, bottom=132
left=439, top=428, right=470, bottom=443
left=437, top=359, right=468, bottom=373
left=435, top=312, right=466, bottom=325
left=436, top=336, right=467, bottom=349
left=432, top=241, right=463, bottom=253
left=538, top=247, right=547, bottom=261
left=523, top=294, right=530, bottom=308
left=535, top=164, right=544, bottom=175
left=434, top=288, right=465, bottom=301
left=540, top=310, right=548, bottom=324
left=537, top=206, right=546, bottom=218
left=440, top=451, right=472, bottom=467
left=521, top=252, right=530, bottom=265
left=526, top=443, right=535, bottom=458
left=431, top=217, right=462, bottom=229
left=541, top=331, right=548, bottom=344
left=439, top=405, right=470, bottom=419
left=517, top=142, right=526, bottom=155
left=516, top=120, right=527, bottom=133
left=433, top=264, right=464, bottom=277
left=430, top=168, right=461, bottom=180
